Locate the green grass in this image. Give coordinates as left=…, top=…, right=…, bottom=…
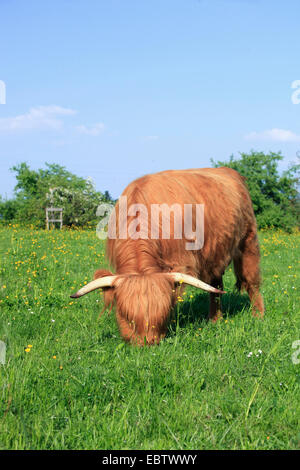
left=0, top=225, right=299, bottom=450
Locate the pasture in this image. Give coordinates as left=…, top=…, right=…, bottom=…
left=0, top=225, right=299, bottom=450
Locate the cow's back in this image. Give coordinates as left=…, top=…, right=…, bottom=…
left=108, top=168, right=257, bottom=281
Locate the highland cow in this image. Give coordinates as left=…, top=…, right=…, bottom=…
left=71, top=167, right=264, bottom=345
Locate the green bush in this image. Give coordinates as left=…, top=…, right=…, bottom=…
left=0, top=162, right=113, bottom=227
left=212, top=151, right=300, bottom=231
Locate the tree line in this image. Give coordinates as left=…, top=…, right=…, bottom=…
left=0, top=151, right=299, bottom=231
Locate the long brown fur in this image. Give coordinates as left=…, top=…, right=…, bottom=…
left=94, top=167, right=264, bottom=345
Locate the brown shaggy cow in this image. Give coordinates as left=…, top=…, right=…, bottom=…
left=71, top=167, right=264, bottom=345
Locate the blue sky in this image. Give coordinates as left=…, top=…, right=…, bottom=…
left=0, top=0, right=299, bottom=199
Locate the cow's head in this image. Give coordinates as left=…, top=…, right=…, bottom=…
left=70, top=270, right=224, bottom=345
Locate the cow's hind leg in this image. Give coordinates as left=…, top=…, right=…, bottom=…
left=208, top=277, right=223, bottom=322
left=234, top=231, right=264, bottom=318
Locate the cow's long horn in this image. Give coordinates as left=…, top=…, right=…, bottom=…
left=70, top=276, right=117, bottom=298
left=170, top=273, right=226, bottom=294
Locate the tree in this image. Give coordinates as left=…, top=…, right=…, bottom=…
left=103, top=190, right=114, bottom=202
left=6, top=162, right=109, bottom=227
left=0, top=197, right=20, bottom=222
left=212, top=151, right=300, bottom=231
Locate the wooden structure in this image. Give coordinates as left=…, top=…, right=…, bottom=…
left=46, top=207, right=63, bottom=230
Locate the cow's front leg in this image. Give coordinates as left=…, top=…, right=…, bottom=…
left=208, top=277, right=223, bottom=322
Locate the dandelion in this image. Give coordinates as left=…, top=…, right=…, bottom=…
left=52, top=355, right=57, bottom=359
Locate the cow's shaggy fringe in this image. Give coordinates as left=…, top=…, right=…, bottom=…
left=95, top=167, right=264, bottom=345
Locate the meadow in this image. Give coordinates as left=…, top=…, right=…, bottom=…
left=0, top=225, right=299, bottom=450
